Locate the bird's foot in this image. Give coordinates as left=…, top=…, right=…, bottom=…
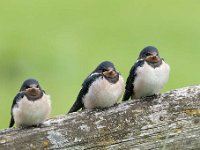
left=141, top=94, right=159, bottom=101
left=93, top=107, right=106, bottom=112
left=32, top=124, right=42, bottom=128
left=109, top=103, right=119, bottom=108
left=93, top=103, right=118, bottom=112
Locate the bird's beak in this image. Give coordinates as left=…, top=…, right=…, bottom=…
left=26, top=87, right=40, bottom=96
left=103, top=68, right=118, bottom=78
left=145, top=53, right=160, bottom=63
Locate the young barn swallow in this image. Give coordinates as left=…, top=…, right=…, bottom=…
left=9, top=79, right=51, bottom=128
left=68, top=61, right=124, bottom=113
left=123, top=46, right=170, bottom=100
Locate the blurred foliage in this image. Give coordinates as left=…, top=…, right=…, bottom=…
left=0, top=0, right=199, bottom=129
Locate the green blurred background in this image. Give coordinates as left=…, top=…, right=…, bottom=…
left=0, top=0, right=199, bottom=129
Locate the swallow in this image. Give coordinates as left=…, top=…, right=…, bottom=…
left=68, top=61, right=124, bottom=113
left=9, top=79, right=51, bottom=128
left=123, top=46, right=170, bottom=101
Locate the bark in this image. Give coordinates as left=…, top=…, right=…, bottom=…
left=0, top=85, right=200, bottom=150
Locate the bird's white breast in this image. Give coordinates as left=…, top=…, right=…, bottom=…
left=133, top=61, right=170, bottom=98
left=83, top=76, right=124, bottom=109
left=13, top=94, right=51, bottom=127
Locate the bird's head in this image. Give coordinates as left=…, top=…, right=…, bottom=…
left=138, top=46, right=161, bottom=63
left=93, top=61, right=119, bottom=83
left=20, top=79, right=43, bottom=100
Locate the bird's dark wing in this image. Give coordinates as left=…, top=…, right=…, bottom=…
left=9, top=92, right=25, bottom=128
left=123, top=60, right=144, bottom=101
left=68, top=73, right=102, bottom=113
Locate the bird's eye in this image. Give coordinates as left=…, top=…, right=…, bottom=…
left=36, top=85, right=39, bottom=88
left=146, top=53, right=151, bottom=56
left=102, top=69, right=107, bottom=72
left=25, top=86, right=30, bottom=89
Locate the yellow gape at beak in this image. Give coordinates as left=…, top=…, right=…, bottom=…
left=145, top=55, right=160, bottom=63
left=26, top=87, right=40, bottom=96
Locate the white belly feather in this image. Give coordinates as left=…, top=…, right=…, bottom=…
left=83, top=76, right=124, bottom=109
left=13, top=94, right=51, bottom=127
left=133, top=61, right=170, bottom=98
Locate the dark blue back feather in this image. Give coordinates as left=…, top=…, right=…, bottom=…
left=123, top=60, right=145, bottom=101
left=9, top=92, right=25, bottom=127
left=68, top=73, right=102, bottom=113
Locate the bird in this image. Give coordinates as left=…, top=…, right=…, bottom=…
left=9, top=79, right=51, bottom=128
left=123, top=46, right=170, bottom=101
left=68, top=61, right=124, bottom=113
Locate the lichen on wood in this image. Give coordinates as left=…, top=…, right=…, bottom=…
left=0, top=85, right=200, bottom=150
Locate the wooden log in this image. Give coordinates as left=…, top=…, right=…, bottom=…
left=0, top=85, right=200, bottom=150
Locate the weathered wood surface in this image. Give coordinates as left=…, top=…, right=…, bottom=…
left=0, top=85, right=200, bottom=150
